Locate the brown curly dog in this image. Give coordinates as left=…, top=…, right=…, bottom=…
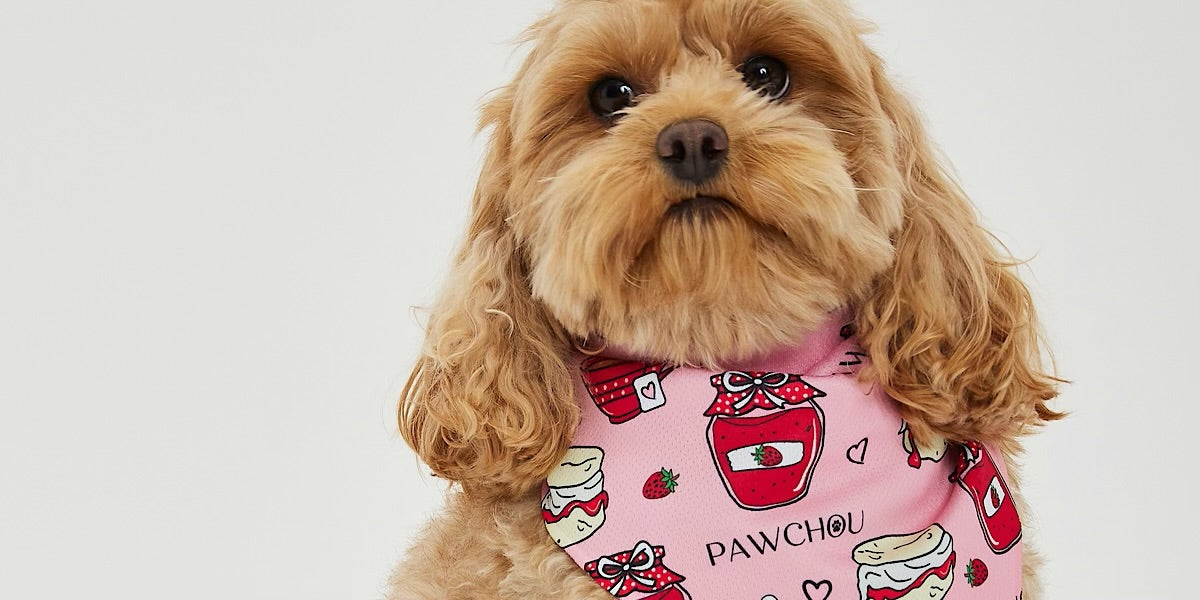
left=390, top=0, right=1061, bottom=598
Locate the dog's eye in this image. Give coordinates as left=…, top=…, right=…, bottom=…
left=740, top=55, right=790, bottom=100
left=589, top=78, right=636, bottom=119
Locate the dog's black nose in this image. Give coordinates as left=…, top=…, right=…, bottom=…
left=656, top=119, right=728, bottom=185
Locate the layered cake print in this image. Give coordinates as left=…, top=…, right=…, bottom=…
left=898, top=421, right=948, bottom=468
left=852, top=524, right=956, bottom=600
left=542, top=446, right=608, bottom=547
left=704, top=371, right=826, bottom=510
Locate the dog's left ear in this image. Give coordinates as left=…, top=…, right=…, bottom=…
left=856, top=55, right=1064, bottom=446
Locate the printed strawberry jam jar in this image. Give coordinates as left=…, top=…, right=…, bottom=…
left=704, top=371, right=826, bottom=510
left=952, top=440, right=1022, bottom=553
left=580, top=357, right=675, bottom=424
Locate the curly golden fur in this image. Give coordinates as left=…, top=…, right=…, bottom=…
left=392, top=0, right=1061, bottom=597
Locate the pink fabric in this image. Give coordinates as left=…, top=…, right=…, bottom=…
left=542, top=310, right=1023, bottom=600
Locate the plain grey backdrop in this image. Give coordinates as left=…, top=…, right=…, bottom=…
left=2, top=1, right=1198, bottom=599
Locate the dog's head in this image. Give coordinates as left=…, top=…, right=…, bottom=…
left=401, top=0, right=1060, bottom=497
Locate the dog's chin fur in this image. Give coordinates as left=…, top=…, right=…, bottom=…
left=541, top=200, right=887, bottom=368
left=393, top=0, right=1062, bottom=598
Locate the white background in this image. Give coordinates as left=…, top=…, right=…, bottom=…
left=2, top=1, right=1197, bottom=599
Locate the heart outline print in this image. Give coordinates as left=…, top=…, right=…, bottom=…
left=846, top=438, right=868, bottom=464
left=802, top=579, right=832, bottom=600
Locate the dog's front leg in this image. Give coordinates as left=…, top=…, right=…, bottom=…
left=387, top=490, right=509, bottom=600
left=388, top=489, right=609, bottom=600
left=495, top=491, right=620, bottom=600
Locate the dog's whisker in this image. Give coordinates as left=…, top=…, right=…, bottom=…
left=801, top=126, right=855, bottom=136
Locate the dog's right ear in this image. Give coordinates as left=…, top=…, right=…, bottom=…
left=399, top=91, right=578, bottom=498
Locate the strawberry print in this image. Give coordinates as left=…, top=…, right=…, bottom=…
left=753, top=445, right=783, bottom=467
left=549, top=312, right=1026, bottom=599
left=965, top=558, right=989, bottom=587
left=642, top=468, right=680, bottom=500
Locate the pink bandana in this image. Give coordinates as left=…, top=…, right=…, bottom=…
left=542, top=310, right=1024, bottom=600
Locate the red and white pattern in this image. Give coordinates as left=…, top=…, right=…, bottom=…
left=706, top=373, right=827, bottom=510
left=953, top=441, right=1023, bottom=554
left=704, top=371, right=825, bottom=416
left=581, top=358, right=675, bottom=424
left=550, top=310, right=1024, bottom=598
left=583, top=541, right=686, bottom=597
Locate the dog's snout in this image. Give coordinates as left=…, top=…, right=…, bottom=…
left=656, top=119, right=728, bottom=185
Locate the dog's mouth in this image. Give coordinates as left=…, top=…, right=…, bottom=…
left=665, top=196, right=735, bottom=220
